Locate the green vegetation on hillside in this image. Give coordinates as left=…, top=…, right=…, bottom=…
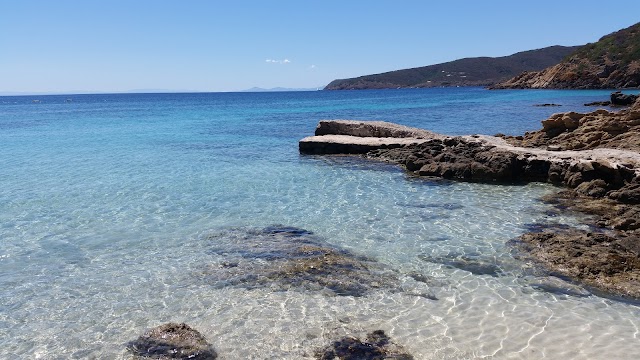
left=575, top=23, right=640, bottom=65
left=494, top=22, right=640, bottom=89
left=324, top=46, right=580, bottom=90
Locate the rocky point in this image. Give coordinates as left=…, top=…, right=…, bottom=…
left=299, top=97, right=640, bottom=299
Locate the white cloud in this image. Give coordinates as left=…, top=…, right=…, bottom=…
left=265, top=59, right=291, bottom=64
left=309, top=64, right=317, bottom=69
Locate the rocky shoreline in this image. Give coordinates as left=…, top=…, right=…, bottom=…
left=299, top=98, right=640, bottom=299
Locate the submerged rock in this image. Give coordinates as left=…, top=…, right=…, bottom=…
left=526, top=276, right=592, bottom=298
left=418, top=253, right=505, bottom=277
left=396, top=202, right=463, bottom=210
left=200, top=226, right=434, bottom=298
left=543, top=189, right=640, bottom=231
left=316, top=330, right=414, bottom=360
left=512, top=228, right=640, bottom=299
left=126, top=323, right=217, bottom=359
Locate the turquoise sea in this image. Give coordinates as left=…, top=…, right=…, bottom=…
left=1, top=88, right=639, bottom=359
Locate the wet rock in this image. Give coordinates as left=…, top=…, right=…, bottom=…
left=608, top=181, right=640, bottom=204
left=573, top=179, right=608, bottom=197
left=611, top=91, right=639, bottom=106
left=543, top=190, right=640, bottom=231
left=371, top=137, right=549, bottom=183
left=523, top=222, right=572, bottom=233
left=533, top=103, right=562, bottom=107
left=584, top=101, right=611, bottom=107
left=127, top=323, right=217, bottom=359
left=299, top=135, right=428, bottom=155
left=513, top=228, right=640, bottom=299
left=200, top=226, right=433, bottom=297
left=316, top=330, right=414, bottom=360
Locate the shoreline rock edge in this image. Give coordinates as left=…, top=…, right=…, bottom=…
left=299, top=100, right=640, bottom=299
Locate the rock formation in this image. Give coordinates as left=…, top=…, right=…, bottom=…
left=503, top=98, right=640, bottom=152
left=127, top=323, right=217, bottom=359
left=513, top=228, right=640, bottom=299
left=301, top=98, right=640, bottom=188
left=299, top=98, right=640, bottom=298
left=611, top=91, right=639, bottom=105
left=492, top=22, right=640, bottom=89
left=199, top=226, right=436, bottom=299
left=299, top=120, right=443, bottom=155
left=315, top=330, right=414, bottom=360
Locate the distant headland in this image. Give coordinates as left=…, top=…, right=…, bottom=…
left=324, top=46, right=580, bottom=90
left=326, top=21, right=640, bottom=91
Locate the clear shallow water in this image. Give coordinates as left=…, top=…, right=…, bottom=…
left=1, top=88, right=639, bottom=359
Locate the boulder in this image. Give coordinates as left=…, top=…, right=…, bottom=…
left=541, top=113, right=566, bottom=131
left=316, top=330, right=414, bottom=360
left=561, top=112, right=583, bottom=129
left=127, top=323, right=217, bottom=359
left=610, top=91, right=639, bottom=106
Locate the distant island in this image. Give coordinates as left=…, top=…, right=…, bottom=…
left=324, top=45, right=580, bottom=90
left=493, top=22, right=640, bottom=89
left=241, top=87, right=320, bottom=92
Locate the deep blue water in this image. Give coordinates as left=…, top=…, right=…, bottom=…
left=1, top=88, right=639, bottom=359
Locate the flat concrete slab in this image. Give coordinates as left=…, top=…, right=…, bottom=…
left=299, top=134, right=430, bottom=154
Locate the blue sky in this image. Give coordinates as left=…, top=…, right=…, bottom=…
left=1, top=0, right=639, bottom=94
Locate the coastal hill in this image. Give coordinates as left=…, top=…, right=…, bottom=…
left=324, top=45, right=580, bottom=90
left=493, top=22, right=640, bottom=89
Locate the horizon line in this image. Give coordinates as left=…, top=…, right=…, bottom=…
left=0, top=87, right=325, bottom=97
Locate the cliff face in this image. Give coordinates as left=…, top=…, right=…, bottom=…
left=493, top=22, right=640, bottom=89
left=324, top=46, right=579, bottom=90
